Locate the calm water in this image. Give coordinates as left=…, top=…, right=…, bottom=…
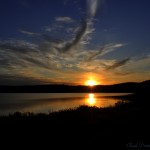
left=0, top=93, right=131, bottom=115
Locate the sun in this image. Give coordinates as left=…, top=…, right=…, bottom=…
left=85, top=79, right=97, bottom=86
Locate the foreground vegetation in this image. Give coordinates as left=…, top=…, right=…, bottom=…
left=0, top=94, right=150, bottom=149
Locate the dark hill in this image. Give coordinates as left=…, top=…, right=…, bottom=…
left=0, top=80, right=150, bottom=93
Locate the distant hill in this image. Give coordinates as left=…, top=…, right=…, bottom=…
left=0, top=80, right=150, bottom=93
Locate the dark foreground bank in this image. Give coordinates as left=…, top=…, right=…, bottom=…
left=0, top=94, right=150, bottom=149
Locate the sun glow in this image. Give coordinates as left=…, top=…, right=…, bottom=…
left=85, top=79, right=97, bottom=86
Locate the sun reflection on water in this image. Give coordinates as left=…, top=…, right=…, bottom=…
left=87, top=93, right=96, bottom=105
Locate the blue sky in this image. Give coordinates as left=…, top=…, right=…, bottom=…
left=0, top=0, right=150, bottom=85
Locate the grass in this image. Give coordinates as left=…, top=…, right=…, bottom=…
left=0, top=93, right=150, bottom=149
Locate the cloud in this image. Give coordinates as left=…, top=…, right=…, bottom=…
left=0, top=73, right=62, bottom=85
left=85, top=43, right=124, bottom=61
left=132, top=53, right=150, bottom=61
left=0, top=40, right=38, bottom=53
left=41, top=0, right=102, bottom=55
left=0, top=74, right=44, bottom=85
left=122, top=55, right=150, bottom=73
left=87, top=0, right=98, bottom=18
left=0, top=40, right=54, bottom=71
left=20, top=30, right=40, bottom=36
left=60, top=19, right=88, bottom=53
left=55, top=17, right=74, bottom=23
left=54, top=20, right=95, bottom=54
left=0, top=36, right=149, bottom=85
left=0, top=0, right=129, bottom=85
left=2, top=0, right=149, bottom=85
left=48, top=0, right=101, bottom=55
left=106, top=58, right=130, bottom=70
left=113, top=71, right=132, bottom=76
left=0, top=38, right=126, bottom=77
left=41, top=20, right=89, bottom=56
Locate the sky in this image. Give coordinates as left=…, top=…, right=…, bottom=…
left=0, top=0, right=150, bottom=85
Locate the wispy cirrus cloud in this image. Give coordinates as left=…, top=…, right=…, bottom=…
left=20, top=30, right=40, bottom=36
left=0, top=38, right=125, bottom=72
left=87, top=0, right=99, bottom=18
left=59, top=20, right=88, bottom=53
left=106, top=58, right=130, bottom=70
left=85, top=43, right=124, bottom=61
left=121, top=56, right=150, bottom=73
left=0, top=36, right=149, bottom=85
left=1, top=0, right=149, bottom=85
left=55, top=16, right=75, bottom=23
left=0, top=2, right=129, bottom=85
left=0, top=0, right=128, bottom=83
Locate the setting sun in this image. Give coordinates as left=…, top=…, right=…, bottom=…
left=85, top=79, right=97, bottom=86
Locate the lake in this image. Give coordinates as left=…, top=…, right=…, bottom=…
left=0, top=93, right=131, bottom=115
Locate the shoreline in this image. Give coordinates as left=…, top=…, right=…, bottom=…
left=0, top=93, right=150, bottom=149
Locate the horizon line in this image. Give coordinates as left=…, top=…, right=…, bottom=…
left=0, top=79, right=149, bottom=87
